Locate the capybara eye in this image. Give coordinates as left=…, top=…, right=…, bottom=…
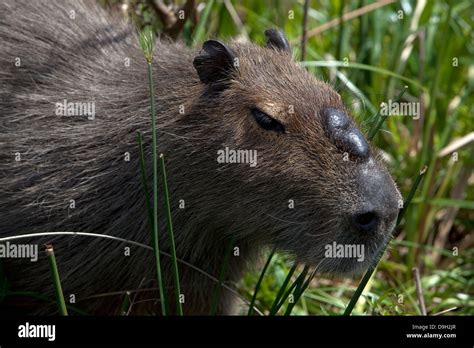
left=252, top=108, right=286, bottom=133
left=323, top=107, right=369, bottom=159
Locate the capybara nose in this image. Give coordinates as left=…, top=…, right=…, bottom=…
left=355, top=159, right=401, bottom=235
left=352, top=211, right=379, bottom=234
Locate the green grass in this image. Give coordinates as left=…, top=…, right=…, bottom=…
left=159, top=154, right=183, bottom=316
left=45, top=245, right=68, bottom=316
left=247, top=248, right=275, bottom=315
left=138, top=27, right=168, bottom=316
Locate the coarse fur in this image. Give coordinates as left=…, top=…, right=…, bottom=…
left=0, top=0, right=401, bottom=315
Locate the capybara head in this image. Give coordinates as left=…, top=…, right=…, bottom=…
left=190, top=29, right=401, bottom=274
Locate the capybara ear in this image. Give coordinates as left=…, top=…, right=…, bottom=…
left=193, top=40, right=238, bottom=89
left=264, top=29, right=291, bottom=54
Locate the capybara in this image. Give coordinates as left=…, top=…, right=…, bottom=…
left=0, top=0, right=401, bottom=315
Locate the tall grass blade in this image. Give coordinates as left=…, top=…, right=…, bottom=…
left=247, top=248, right=275, bottom=315
left=193, top=0, right=215, bottom=44
left=300, top=0, right=310, bottom=61
left=419, top=5, right=453, bottom=168
left=269, top=263, right=297, bottom=315
left=273, top=265, right=309, bottom=316
left=137, top=132, right=153, bottom=232
left=45, top=244, right=68, bottom=316
left=120, top=291, right=132, bottom=316
left=138, top=27, right=168, bottom=315
left=336, top=0, right=346, bottom=61
left=284, top=268, right=316, bottom=316
left=302, top=61, right=424, bottom=90
left=397, top=165, right=428, bottom=225
left=159, top=153, right=183, bottom=316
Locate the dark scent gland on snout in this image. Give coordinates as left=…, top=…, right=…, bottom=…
left=323, top=107, right=369, bottom=159
left=0, top=0, right=402, bottom=315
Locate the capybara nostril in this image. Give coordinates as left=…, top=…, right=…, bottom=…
left=352, top=211, right=379, bottom=233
